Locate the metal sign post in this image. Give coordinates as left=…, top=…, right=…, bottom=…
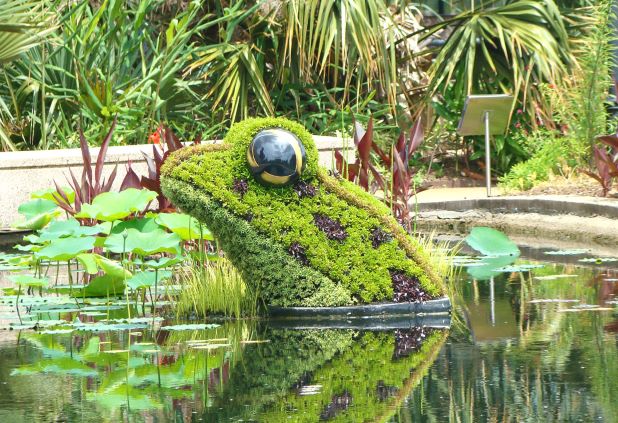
left=457, top=94, right=514, bottom=197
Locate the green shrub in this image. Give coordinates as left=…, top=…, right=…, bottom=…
left=499, top=132, right=586, bottom=191
left=161, top=117, right=444, bottom=307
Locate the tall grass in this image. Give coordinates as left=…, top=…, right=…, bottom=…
left=174, top=259, right=259, bottom=319
left=417, top=231, right=472, bottom=340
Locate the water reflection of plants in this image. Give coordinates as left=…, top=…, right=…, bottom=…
left=400, top=265, right=618, bottom=422
left=8, top=322, right=257, bottom=420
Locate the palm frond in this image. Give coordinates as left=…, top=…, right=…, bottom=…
left=0, top=0, right=55, bottom=64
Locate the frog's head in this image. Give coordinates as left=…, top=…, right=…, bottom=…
left=161, top=117, right=445, bottom=309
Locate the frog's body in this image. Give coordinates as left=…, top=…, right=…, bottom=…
left=161, top=118, right=445, bottom=308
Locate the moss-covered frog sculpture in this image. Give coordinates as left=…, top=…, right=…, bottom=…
left=161, top=118, right=446, bottom=308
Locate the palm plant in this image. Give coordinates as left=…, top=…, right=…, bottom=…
left=423, top=0, right=573, bottom=120
left=0, top=0, right=55, bottom=150
left=1, top=0, right=221, bottom=150
left=0, top=0, right=54, bottom=64
left=187, top=0, right=426, bottom=123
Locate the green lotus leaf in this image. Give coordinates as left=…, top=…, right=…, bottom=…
left=23, top=234, right=41, bottom=244
left=466, top=255, right=518, bottom=280
left=76, top=253, right=99, bottom=274
left=77, top=274, right=126, bottom=298
left=31, top=187, right=75, bottom=205
left=35, top=236, right=96, bottom=261
left=126, top=270, right=172, bottom=290
left=156, top=212, right=213, bottom=241
left=8, top=275, right=48, bottom=287
left=110, top=217, right=161, bottom=234
left=13, top=243, right=41, bottom=252
left=104, top=228, right=181, bottom=256
left=18, top=198, right=58, bottom=218
left=14, top=198, right=61, bottom=230
left=75, top=189, right=158, bottom=221
left=465, top=227, right=520, bottom=257
left=97, top=256, right=132, bottom=279
left=75, top=253, right=132, bottom=279
left=38, top=219, right=107, bottom=241
left=13, top=210, right=59, bottom=230
left=89, top=386, right=162, bottom=411
left=144, top=256, right=183, bottom=269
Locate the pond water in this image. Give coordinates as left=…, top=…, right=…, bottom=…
left=0, top=242, right=616, bottom=422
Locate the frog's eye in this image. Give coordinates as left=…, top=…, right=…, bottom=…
left=247, top=128, right=307, bottom=187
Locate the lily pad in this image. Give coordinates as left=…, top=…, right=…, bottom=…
left=544, top=249, right=590, bottom=256
left=75, top=189, right=157, bottom=222
left=533, top=274, right=579, bottom=281
left=160, top=323, right=220, bottom=331
left=578, top=257, right=618, bottom=264
left=494, top=264, right=544, bottom=272
left=465, top=227, right=520, bottom=257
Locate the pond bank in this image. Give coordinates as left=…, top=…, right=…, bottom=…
left=415, top=188, right=618, bottom=252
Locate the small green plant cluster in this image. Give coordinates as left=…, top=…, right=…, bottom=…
left=174, top=259, right=259, bottom=318
left=499, top=132, right=586, bottom=191
left=161, top=118, right=444, bottom=307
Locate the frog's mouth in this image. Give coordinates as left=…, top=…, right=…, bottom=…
left=160, top=118, right=444, bottom=309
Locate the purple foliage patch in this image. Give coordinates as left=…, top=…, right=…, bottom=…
left=313, top=214, right=348, bottom=241
left=288, top=242, right=309, bottom=265
left=390, top=270, right=431, bottom=303
left=370, top=227, right=392, bottom=248
left=232, top=178, right=249, bottom=197
left=293, top=180, right=317, bottom=198
left=392, top=327, right=432, bottom=359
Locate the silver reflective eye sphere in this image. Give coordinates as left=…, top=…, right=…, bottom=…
left=247, top=128, right=307, bottom=187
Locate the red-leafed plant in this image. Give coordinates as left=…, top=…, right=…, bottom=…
left=52, top=117, right=139, bottom=220
left=139, top=125, right=201, bottom=212
left=584, top=132, right=618, bottom=196
left=335, top=116, right=427, bottom=230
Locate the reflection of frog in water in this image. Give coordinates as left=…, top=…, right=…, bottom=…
left=161, top=117, right=445, bottom=308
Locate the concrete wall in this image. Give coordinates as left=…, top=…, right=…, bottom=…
left=0, top=135, right=352, bottom=230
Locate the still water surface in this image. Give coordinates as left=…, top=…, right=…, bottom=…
left=0, top=248, right=616, bottom=422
